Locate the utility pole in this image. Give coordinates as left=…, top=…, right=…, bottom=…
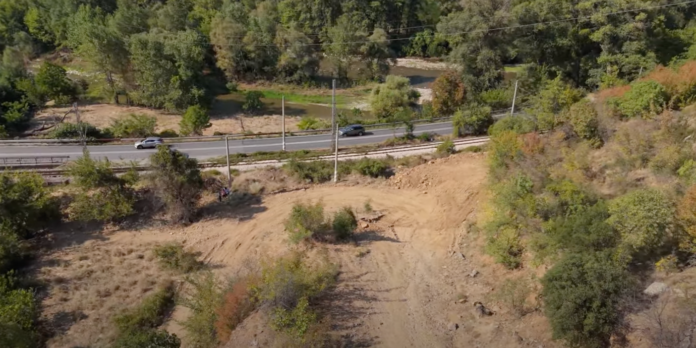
left=225, top=136, right=231, bottom=188
left=510, top=80, right=519, bottom=116
left=74, top=103, right=86, bottom=151
left=331, top=79, right=336, bottom=135
left=332, top=79, right=339, bottom=183
left=282, top=95, right=286, bottom=151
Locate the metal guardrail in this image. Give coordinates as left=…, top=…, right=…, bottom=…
left=0, top=156, right=70, bottom=166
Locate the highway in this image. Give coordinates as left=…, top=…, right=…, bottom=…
left=0, top=121, right=455, bottom=162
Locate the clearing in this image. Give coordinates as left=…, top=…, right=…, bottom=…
left=33, top=153, right=561, bottom=348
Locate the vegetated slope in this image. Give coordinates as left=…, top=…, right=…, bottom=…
left=33, top=153, right=560, bottom=348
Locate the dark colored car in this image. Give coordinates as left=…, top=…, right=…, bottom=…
left=339, top=124, right=366, bottom=137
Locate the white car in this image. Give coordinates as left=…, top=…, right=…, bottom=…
left=134, top=137, right=164, bottom=149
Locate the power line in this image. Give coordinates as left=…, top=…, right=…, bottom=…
left=235, top=0, right=696, bottom=48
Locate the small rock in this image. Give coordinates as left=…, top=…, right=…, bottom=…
left=423, top=191, right=428, bottom=195
left=359, top=221, right=370, bottom=229
left=457, top=298, right=466, bottom=304
left=448, top=322, right=459, bottom=331
left=455, top=252, right=465, bottom=260
left=469, top=270, right=479, bottom=278
left=644, top=282, right=670, bottom=296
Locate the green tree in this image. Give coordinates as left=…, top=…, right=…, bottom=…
left=369, top=75, right=420, bottom=120
left=542, top=251, right=632, bottom=348
left=431, top=70, right=466, bottom=116
left=242, top=91, right=264, bottom=114
left=569, top=100, right=601, bottom=146
left=452, top=104, right=492, bottom=136
left=0, top=172, right=56, bottom=239
left=34, top=61, right=76, bottom=105
left=179, top=105, right=210, bottom=136
left=525, top=76, right=583, bottom=131
left=66, top=151, right=135, bottom=222
left=359, top=28, right=395, bottom=81
left=607, top=188, right=675, bottom=260
left=0, top=272, right=37, bottom=348
left=274, top=28, right=319, bottom=83
left=324, top=15, right=367, bottom=81
left=149, top=146, right=204, bottom=224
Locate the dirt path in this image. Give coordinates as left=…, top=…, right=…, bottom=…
left=35, top=153, right=560, bottom=348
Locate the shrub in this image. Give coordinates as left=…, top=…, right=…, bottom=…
left=615, top=80, right=668, bottom=119
left=650, top=144, right=687, bottom=174
left=526, top=76, right=584, bottom=131
left=485, top=226, right=523, bottom=269
left=569, top=100, right=601, bottom=146
left=251, top=253, right=337, bottom=339
left=214, top=280, right=254, bottom=343
left=479, top=88, right=513, bottom=109
left=0, top=272, right=37, bottom=348
left=0, top=172, right=58, bottom=239
left=66, top=151, right=135, bottom=222
left=488, top=116, right=536, bottom=136
left=285, top=202, right=329, bottom=244
left=114, top=284, right=176, bottom=333
left=332, top=207, right=357, bottom=240
left=643, top=61, right=696, bottom=108
left=110, top=114, right=157, bottom=138
left=353, top=158, right=389, bottom=178
left=297, top=116, right=321, bottom=131
left=112, top=329, right=181, bottom=348
left=158, top=129, right=179, bottom=138
left=226, top=81, right=238, bottom=92
left=607, top=189, right=675, bottom=260
left=542, top=251, right=632, bottom=348
left=363, top=200, right=373, bottom=213
left=149, top=146, right=204, bottom=224
left=677, top=185, right=696, bottom=252
left=436, top=138, right=455, bottom=157
left=179, top=272, right=224, bottom=348
left=431, top=70, right=466, bottom=116
left=153, top=243, right=203, bottom=273
left=242, top=91, right=264, bottom=114
left=34, top=61, right=77, bottom=104
left=180, top=105, right=211, bottom=136
left=452, top=104, right=493, bottom=136
left=50, top=122, right=103, bottom=139
left=284, top=159, right=334, bottom=183
left=492, top=278, right=532, bottom=318
left=488, top=131, right=523, bottom=175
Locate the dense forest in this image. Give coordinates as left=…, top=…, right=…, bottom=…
left=2, top=0, right=696, bottom=137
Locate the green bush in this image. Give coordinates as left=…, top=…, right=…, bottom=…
left=332, top=207, right=357, bottom=240
left=488, top=116, right=536, bottom=136
left=479, top=88, right=513, bottom=109
left=242, top=91, right=264, bottom=114
left=113, top=329, right=181, bottom=348
left=436, top=138, right=455, bottom=156
left=50, top=122, right=104, bottom=139
left=109, top=114, right=157, bottom=138
left=488, top=131, right=523, bottom=175
left=615, top=80, right=668, bottom=119
left=607, top=188, right=675, bottom=259
left=285, top=202, right=329, bottom=243
left=0, top=272, right=37, bottom=348
left=526, top=76, right=584, bottom=131
left=370, top=75, right=420, bottom=120
left=284, top=159, right=334, bottom=183
left=353, top=158, right=389, bottom=178
left=158, top=129, right=179, bottom=138
left=180, top=105, right=211, bottom=136
left=485, top=226, right=523, bottom=269
left=251, top=253, right=337, bottom=340
left=542, top=251, right=632, bottom=348
left=452, top=104, right=493, bottom=136
left=179, top=272, right=224, bottom=348
left=297, top=116, right=322, bottom=131
left=153, top=243, right=203, bottom=273
left=67, top=151, right=135, bottom=222
left=568, top=100, right=601, bottom=146
left=0, top=172, right=58, bottom=239
left=113, top=284, right=179, bottom=348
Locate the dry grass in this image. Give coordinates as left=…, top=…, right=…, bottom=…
left=34, top=238, right=177, bottom=348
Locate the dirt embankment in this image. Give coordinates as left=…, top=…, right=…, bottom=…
left=33, top=153, right=560, bottom=348
left=34, top=103, right=302, bottom=136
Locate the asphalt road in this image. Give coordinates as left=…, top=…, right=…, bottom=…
left=0, top=122, right=454, bottom=162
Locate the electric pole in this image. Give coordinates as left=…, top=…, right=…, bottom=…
left=511, top=80, right=519, bottom=116
left=225, top=136, right=231, bottom=188
left=332, top=79, right=339, bottom=183
left=282, top=95, right=286, bottom=152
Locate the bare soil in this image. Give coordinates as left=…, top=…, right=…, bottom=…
left=33, top=103, right=302, bottom=136
left=34, top=153, right=561, bottom=348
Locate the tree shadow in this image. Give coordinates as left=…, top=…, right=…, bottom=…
left=354, top=230, right=400, bottom=244
left=198, top=193, right=268, bottom=222
left=41, top=310, right=88, bottom=338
